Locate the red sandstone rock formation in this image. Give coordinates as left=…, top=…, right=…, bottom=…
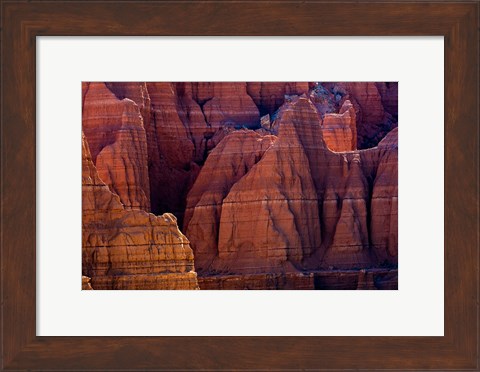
left=322, top=100, right=357, bottom=152
left=184, top=130, right=277, bottom=271
left=370, top=128, right=398, bottom=262
left=82, top=81, right=398, bottom=289
left=246, top=82, right=310, bottom=115
left=321, top=82, right=398, bottom=149
left=200, top=83, right=260, bottom=129
left=82, top=276, right=93, bottom=290
left=144, top=82, right=199, bottom=220
left=142, top=82, right=262, bottom=220
left=185, top=96, right=398, bottom=273
left=82, top=83, right=150, bottom=210
left=215, top=98, right=323, bottom=273
left=375, top=82, right=398, bottom=118
left=196, top=268, right=396, bottom=290
left=82, top=132, right=199, bottom=290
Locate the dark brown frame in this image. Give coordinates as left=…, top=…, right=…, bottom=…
left=1, top=1, right=478, bottom=370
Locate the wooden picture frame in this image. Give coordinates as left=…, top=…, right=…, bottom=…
left=1, top=1, right=478, bottom=370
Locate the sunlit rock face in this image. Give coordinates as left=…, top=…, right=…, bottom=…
left=319, top=82, right=398, bottom=149
left=186, top=96, right=398, bottom=274
left=82, top=132, right=199, bottom=290
left=82, top=82, right=398, bottom=290
left=322, top=100, right=357, bottom=152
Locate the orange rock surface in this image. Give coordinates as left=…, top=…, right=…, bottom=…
left=322, top=100, right=357, bottom=152
left=247, top=82, right=310, bottom=115
left=185, top=96, right=398, bottom=273
left=144, top=82, right=261, bottom=221
left=375, top=82, right=398, bottom=118
left=184, top=130, right=277, bottom=271
left=321, top=82, right=398, bottom=149
left=82, top=83, right=150, bottom=210
left=201, top=82, right=260, bottom=129
left=82, top=132, right=199, bottom=290
left=82, top=82, right=398, bottom=290
left=144, top=83, right=199, bottom=221
left=198, top=268, right=397, bottom=290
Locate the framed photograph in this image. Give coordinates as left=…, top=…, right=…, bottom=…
left=1, top=1, right=478, bottom=370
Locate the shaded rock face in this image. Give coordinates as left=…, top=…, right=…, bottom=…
left=144, top=82, right=199, bottom=223
left=185, top=97, right=398, bottom=273
left=82, top=133, right=199, bottom=290
left=246, top=82, right=310, bottom=116
left=197, top=268, right=397, bottom=290
left=375, top=82, right=398, bottom=119
left=144, top=82, right=262, bottom=222
left=199, top=82, right=260, bottom=129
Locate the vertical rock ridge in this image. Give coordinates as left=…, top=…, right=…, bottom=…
left=82, top=132, right=199, bottom=290
left=82, top=82, right=150, bottom=211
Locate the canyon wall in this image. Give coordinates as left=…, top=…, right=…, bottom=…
left=82, top=82, right=398, bottom=290
left=186, top=96, right=398, bottom=275
left=82, top=132, right=199, bottom=290
left=82, top=83, right=151, bottom=211
left=311, top=82, right=398, bottom=149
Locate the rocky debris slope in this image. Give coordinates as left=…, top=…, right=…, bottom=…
left=82, top=132, right=199, bottom=290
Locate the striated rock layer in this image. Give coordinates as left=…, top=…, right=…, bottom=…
left=185, top=96, right=398, bottom=276
left=82, top=276, right=94, bottom=290
left=82, top=82, right=151, bottom=211
left=184, top=130, right=277, bottom=271
left=198, top=269, right=397, bottom=290
left=82, top=132, right=199, bottom=290
left=320, top=82, right=398, bottom=149
left=82, top=82, right=398, bottom=290
left=322, top=100, right=357, bottom=152
left=246, top=82, right=310, bottom=115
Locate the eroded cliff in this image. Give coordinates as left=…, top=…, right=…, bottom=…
left=82, top=82, right=398, bottom=290
left=82, top=132, right=199, bottom=289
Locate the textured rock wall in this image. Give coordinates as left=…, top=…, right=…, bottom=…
left=82, top=132, right=199, bottom=290
left=184, top=130, right=277, bottom=271
left=247, top=82, right=310, bottom=115
left=322, top=100, right=357, bottom=152
left=82, top=83, right=150, bottom=211
left=214, top=98, right=323, bottom=273
left=82, top=82, right=398, bottom=289
left=185, top=96, right=398, bottom=274
left=144, top=82, right=199, bottom=221
left=199, top=82, right=260, bottom=129
left=321, top=82, right=398, bottom=149
left=82, top=276, right=94, bottom=290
